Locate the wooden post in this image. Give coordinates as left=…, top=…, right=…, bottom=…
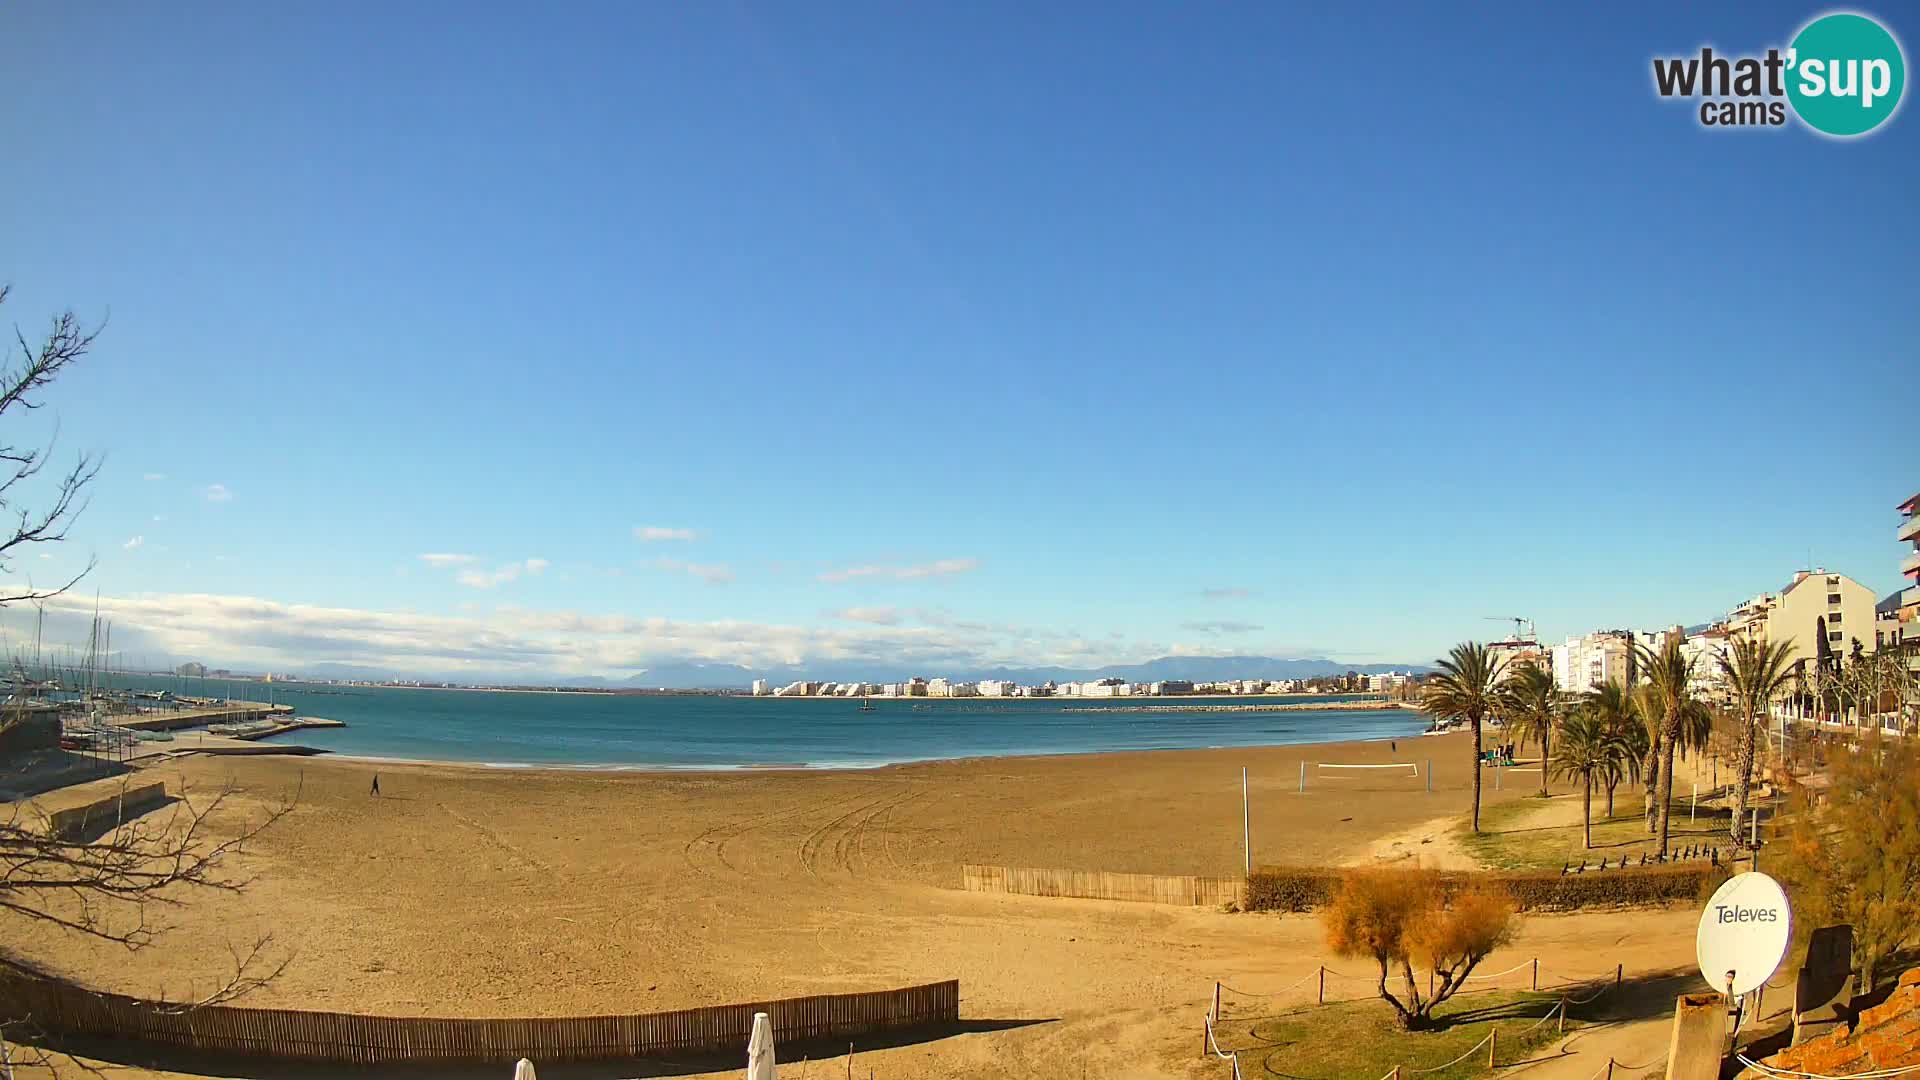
left=1558, top=998, right=1566, bottom=1034
left=1605, top=1058, right=1614, bottom=1080
left=1488, top=1027, right=1497, bottom=1067
left=1212, top=982, right=1221, bottom=1021
left=1426, top=760, right=1432, bottom=793
left=1298, top=760, right=1306, bottom=794
left=1318, top=966, right=1325, bottom=1005
left=1615, top=963, right=1623, bottom=989
left=1531, top=958, right=1538, bottom=991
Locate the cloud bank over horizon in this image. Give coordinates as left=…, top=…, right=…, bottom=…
left=0, top=589, right=1398, bottom=681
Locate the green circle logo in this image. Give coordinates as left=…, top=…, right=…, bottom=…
left=1787, top=12, right=1906, bottom=136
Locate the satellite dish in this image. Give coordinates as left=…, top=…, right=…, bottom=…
left=1696, top=871, right=1792, bottom=997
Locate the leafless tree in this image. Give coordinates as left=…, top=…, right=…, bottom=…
left=0, top=286, right=102, bottom=606
left=0, top=287, right=292, bottom=1073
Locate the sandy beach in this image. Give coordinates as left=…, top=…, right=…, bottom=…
left=1, top=734, right=1710, bottom=1079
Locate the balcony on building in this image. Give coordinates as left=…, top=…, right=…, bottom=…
left=1900, top=512, right=1920, bottom=544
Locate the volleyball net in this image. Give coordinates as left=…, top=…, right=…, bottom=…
left=1297, top=760, right=1428, bottom=792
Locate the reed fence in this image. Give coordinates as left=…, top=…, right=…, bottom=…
left=962, top=863, right=1245, bottom=907
left=0, top=969, right=958, bottom=1065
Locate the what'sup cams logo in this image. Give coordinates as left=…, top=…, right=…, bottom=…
left=1653, top=10, right=1906, bottom=137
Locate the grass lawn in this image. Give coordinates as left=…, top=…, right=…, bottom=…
left=1459, top=790, right=1737, bottom=871
left=1211, top=988, right=1573, bottom=1080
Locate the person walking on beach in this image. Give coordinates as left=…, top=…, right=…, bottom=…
left=370, top=773, right=381, bottom=797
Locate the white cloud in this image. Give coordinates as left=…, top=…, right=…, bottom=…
left=122, top=535, right=145, bottom=551
left=455, top=558, right=549, bottom=589
left=152, top=515, right=165, bottom=523
left=419, top=553, right=478, bottom=568
left=833, top=606, right=901, bottom=625
left=654, top=558, right=734, bottom=585
left=203, top=484, right=233, bottom=502
left=143, top=473, right=167, bottom=482
left=818, top=557, right=979, bottom=584
left=1200, top=587, right=1253, bottom=600
left=4, top=590, right=1120, bottom=678
left=1181, top=620, right=1264, bottom=635
left=634, top=526, right=699, bottom=542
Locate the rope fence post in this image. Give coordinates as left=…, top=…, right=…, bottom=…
left=1299, top=760, right=1306, bottom=794
left=1605, top=1059, right=1614, bottom=1080
left=1212, top=982, right=1221, bottom=1022
left=1557, top=998, right=1566, bottom=1034
left=1531, top=958, right=1538, bottom=991
left=1318, top=966, right=1325, bottom=1005
left=1426, top=760, right=1432, bottom=793
left=1488, top=1027, right=1497, bottom=1068
left=1615, top=963, right=1623, bottom=989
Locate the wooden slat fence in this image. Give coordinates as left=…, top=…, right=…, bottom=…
left=962, top=863, right=1245, bottom=907
left=0, top=969, right=958, bottom=1065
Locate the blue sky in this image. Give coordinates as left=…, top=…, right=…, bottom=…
left=1, top=2, right=1914, bottom=678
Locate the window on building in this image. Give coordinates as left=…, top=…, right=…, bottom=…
left=1828, top=594, right=1842, bottom=605
left=1828, top=631, right=1843, bottom=642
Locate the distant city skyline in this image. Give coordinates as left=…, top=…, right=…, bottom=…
left=1, top=3, right=1913, bottom=678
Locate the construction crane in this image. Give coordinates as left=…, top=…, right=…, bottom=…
left=1482, top=616, right=1536, bottom=642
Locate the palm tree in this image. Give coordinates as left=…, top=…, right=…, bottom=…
left=1498, top=661, right=1559, bottom=798
left=1720, top=637, right=1797, bottom=849
left=1636, top=637, right=1702, bottom=856
left=1581, top=680, right=1643, bottom=817
left=1635, top=682, right=1663, bottom=833
left=1425, top=642, right=1510, bottom=833
left=1550, top=709, right=1624, bottom=849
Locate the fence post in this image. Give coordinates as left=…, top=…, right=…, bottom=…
left=1616, top=963, right=1622, bottom=989
left=1317, top=966, right=1325, bottom=1005
left=1558, top=998, right=1566, bottom=1034
left=1201, top=1012, right=1210, bottom=1058
left=1212, top=982, right=1221, bottom=1022
left=1426, top=760, right=1432, bottom=793
left=1488, top=1027, right=1497, bottom=1067
left=1605, top=1058, right=1614, bottom=1080
left=1531, top=958, right=1538, bottom=992
left=1299, top=760, right=1306, bottom=794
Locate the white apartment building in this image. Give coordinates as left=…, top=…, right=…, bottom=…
left=977, top=680, right=1012, bottom=697
left=927, top=678, right=951, bottom=697
left=750, top=679, right=769, bottom=696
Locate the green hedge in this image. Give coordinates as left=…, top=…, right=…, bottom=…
left=1244, top=862, right=1728, bottom=913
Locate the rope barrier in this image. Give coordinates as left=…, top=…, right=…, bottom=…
left=1736, top=1054, right=1920, bottom=1079
left=1216, top=969, right=1326, bottom=999
left=1515, top=998, right=1566, bottom=1034
left=1204, top=962, right=1628, bottom=1078
left=1201, top=1011, right=1246, bottom=1080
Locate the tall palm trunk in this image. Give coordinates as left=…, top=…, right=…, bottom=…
left=1469, top=713, right=1483, bottom=833
left=1582, top=775, right=1593, bottom=849
left=1656, top=711, right=1679, bottom=855
left=1539, top=725, right=1550, bottom=799
left=1644, top=731, right=1662, bottom=833
left=1732, top=707, right=1759, bottom=848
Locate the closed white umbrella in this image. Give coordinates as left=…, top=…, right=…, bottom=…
left=513, top=1059, right=537, bottom=1080
left=746, top=1011, right=776, bottom=1080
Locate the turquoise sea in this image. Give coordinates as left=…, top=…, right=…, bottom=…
left=98, top=675, right=1428, bottom=769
